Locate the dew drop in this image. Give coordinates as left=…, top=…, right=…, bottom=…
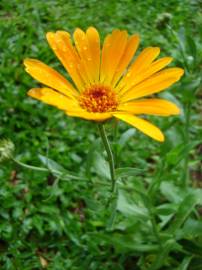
left=56, top=38, right=62, bottom=43
left=52, top=45, right=57, bottom=51
left=62, top=46, right=68, bottom=52
left=126, top=72, right=131, bottom=77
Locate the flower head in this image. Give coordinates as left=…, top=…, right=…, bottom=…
left=24, top=27, right=184, bottom=142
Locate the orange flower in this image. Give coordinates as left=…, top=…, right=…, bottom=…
left=24, top=27, right=184, bottom=142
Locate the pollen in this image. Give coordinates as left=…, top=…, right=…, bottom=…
left=79, top=84, right=118, bottom=113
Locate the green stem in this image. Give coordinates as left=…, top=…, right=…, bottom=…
left=11, top=158, right=84, bottom=180
left=98, top=124, right=116, bottom=193
left=12, top=158, right=49, bottom=172
left=183, top=103, right=191, bottom=186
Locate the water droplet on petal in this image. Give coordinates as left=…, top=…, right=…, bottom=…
left=52, top=45, right=57, bottom=51
left=126, top=72, right=131, bottom=78
left=62, top=46, right=67, bottom=52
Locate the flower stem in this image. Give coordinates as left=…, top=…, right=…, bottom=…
left=183, top=103, right=191, bottom=186
left=98, top=124, right=116, bottom=193
left=12, top=157, right=49, bottom=172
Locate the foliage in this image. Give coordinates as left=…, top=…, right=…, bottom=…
left=0, top=0, right=202, bottom=269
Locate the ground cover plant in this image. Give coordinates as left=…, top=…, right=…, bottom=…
left=0, top=0, right=202, bottom=269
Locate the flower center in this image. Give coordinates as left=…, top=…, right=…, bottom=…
left=79, top=84, right=118, bottom=113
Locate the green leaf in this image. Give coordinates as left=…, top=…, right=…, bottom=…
left=186, top=35, right=197, bottom=61
left=189, top=258, right=202, bottom=270
left=176, top=256, right=192, bottom=270
left=165, top=142, right=198, bottom=167
left=177, top=218, right=202, bottom=238
left=38, top=154, right=84, bottom=180
left=93, top=151, right=110, bottom=180
left=155, top=203, right=177, bottom=216
left=118, top=128, right=136, bottom=148
left=168, top=192, right=199, bottom=234
left=193, top=188, right=202, bottom=205
left=38, top=154, right=66, bottom=173
left=117, top=189, right=148, bottom=221
left=85, top=138, right=101, bottom=180
left=148, top=239, right=178, bottom=270
left=116, top=167, right=144, bottom=178
left=96, top=233, right=158, bottom=252
left=180, top=76, right=202, bottom=102
left=160, top=182, right=184, bottom=203
left=181, top=240, right=202, bottom=257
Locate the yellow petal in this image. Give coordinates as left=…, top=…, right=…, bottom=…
left=118, top=98, right=180, bottom=116
left=66, top=110, right=112, bottom=122
left=100, top=33, right=112, bottom=82
left=130, top=47, right=161, bottom=73
left=86, top=27, right=101, bottom=82
left=100, top=30, right=128, bottom=84
left=105, top=30, right=128, bottom=84
left=120, top=57, right=173, bottom=91
left=113, top=113, right=164, bottom=142
left=141, top=57, right=173, bottom=79
left=112, top=34, right=140, bottom=87
left=24, top=58, right=78, bottom=99
left=120, top=67, right=184, bottom=102
left=46, top=31, right=85, bottom=91
left=117, top=47, right=160, bottom=92
left=73, top=28, right=97, bottom=85
left=28, top=87, right=79, bottom=111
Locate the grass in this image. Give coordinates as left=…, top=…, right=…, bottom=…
left=0, top=0, right=202, bottom=269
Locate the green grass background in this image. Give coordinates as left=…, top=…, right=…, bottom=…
left=0, top=0, right=202, bottom=269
